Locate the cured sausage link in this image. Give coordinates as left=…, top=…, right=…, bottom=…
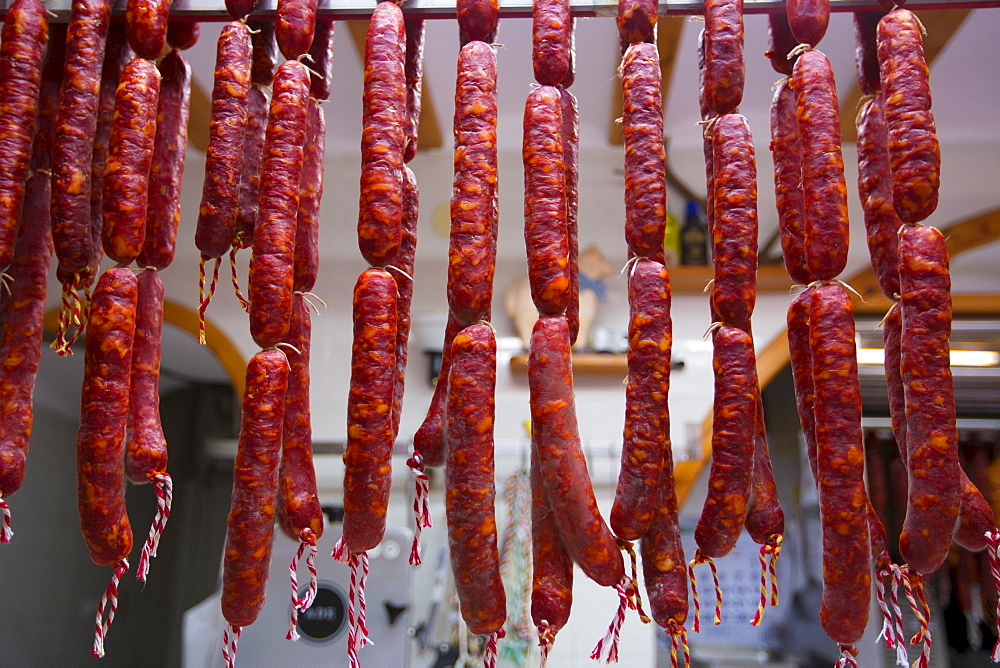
left=448, top=41, right=498, bottom=327
left=0, top=174, right=53, bottom=505
left=138, top=50, right=191, bottom=271
left=523, top=86, right=569, bottom=317
left=445, top=323, right=506, bottom=636
left=126, top=0, right=170, bottom=60
left=561, top=89, right=581, bottom=345
left=810, top=283, right=871, bottom=646
left=622, top=42, right=667, bottom=264
left=194, top=21, right=252, bottom=261
left=702, top=0, right=744, bottom=115
left=611, top=260, right=670, bottom=541
left=102, top=58, right=161, bottom=265
left=531, top=444, right=573, bottom=661
left=856, top=94, right=901, bottom=299
left=787, top=0, right=830, bottom=47
left=358, top=1, right=406, bottom=268
left=278, top=295, right=324, bottom=541
left=457, top=0, right=498, bottom=46
left=898, top=225, right=959, bottom=574
left=792, top=49, right=849, bottom=282
left=413, top=314, right=463, bottom=468
left=532, top=0, right=572, bottom=86
left=125, top=269, right=167, bottom=483
left=249, top=60, right=310, bottom=349
left=528, top=315, right=624, bottom=588
left=222, top=349, right=288, bottom=629
left=877, top=8, right=940, bottom=223
left=642, top=444, right=688, bottom=632
left=770, top=81, right=812, bottom=286
left=342, top=268, right=398, bottom=554
left=694, top=325, right=755, bottom=559
left=276, top=0, right=319, bottom=60
left=52, top=0, right=112, bottom=278
left=77, top=267, right=137, bottom=567
left=617, top=0, right=657, bottom=45
left=0, top=0, right=47, bottom=275
left=710, top=114, right=758, bottom=332
left=403, top=18, right=425, bottom=163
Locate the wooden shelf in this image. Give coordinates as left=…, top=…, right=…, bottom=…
left=668, top=265, right=793, bottom=294
left=510, top=352, right=631, bottom=375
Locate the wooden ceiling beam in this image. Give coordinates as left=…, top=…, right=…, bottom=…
left=608, top=16, right=686, bottom=146
left=840, top=8, right=971, bottom=143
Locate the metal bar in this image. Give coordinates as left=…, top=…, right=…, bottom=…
left=15, top=0, right=1000, bottom=22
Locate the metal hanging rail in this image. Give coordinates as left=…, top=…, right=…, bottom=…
left=10, top=0, right=1000, bottom=22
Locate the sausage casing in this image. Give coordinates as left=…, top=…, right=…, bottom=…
left=277, top=296, right=324, bottom=541
left=532, top=0, right=572, bottom=86
left=810, top=284, right=871, bottom=644
left=448, top=41, right=498, bottom=327
left=877, top=9, right=940, bottom=223
left=249, top=60, right=310, bottom=348
left=529, top=316, right=624, bottom=587
left=622, top=43, right=667, bottom=264
left=102, top=57, right=161, bottom=265
left=792, top=49, right=849, bottom=282
left=445, top=324, right=506, bottom=635
left=0, top=174, right=52, bottom=498
left=194, top=22, right=252, bottom=259
left=0, top=0, right=47, bottom=273
left=611, top=260, right=670, bottom=541
left=342, top=269, right=398, bottom=554
left=702, top=0, right=744, bottom=115
left=523, top=86, right=570, bottom=317
left=358, top=2, right=406, bottom=267
left=222, top=349, right=288, bottom=627
left=77, top=268, right=137, bottom=566
left=694, top=325, right=755, bottom=558
left=770, top=81, right=811, bottom=285
left=898, top=225, right=959, bottom=573
left=125, top=269, right=167, bottom=483
left=138, top=50, right=191, bottom=271
left=710, top=114, right=757, bottom=331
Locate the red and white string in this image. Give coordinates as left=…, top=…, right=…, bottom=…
left=834, top=643, right=859, bottom=668
left=222, top=623, right=241, bottom=668
left=137, top=471, right=173, bottom=582
left=483, top=628, right=506, bottom=668
left=666, top=620, right=690, bottom=668
left=406, top=452, right=431, bottom=566
left=750, top=534, right=782, bottom=627
left=0, top=494, right=11, bottom=543
left=901, top=567, right=931, bottom=668
left=92, top=558, right=129, bottom=658
left=590, top=575, right=630, bottom=663
left=287, top=528, right=319, bottom=641
left=537, top=619, right=555, bottom=668
left=688, top=551, right=722, bottom=633
left=985, top=530, right=1000, bottom=661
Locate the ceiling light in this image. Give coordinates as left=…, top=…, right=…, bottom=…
left=856, top=348, right=1000, bottom=367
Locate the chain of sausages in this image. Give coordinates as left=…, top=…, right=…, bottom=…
left=194, top=21, right=252, bottom=340
left=609, top=2, right=690, bottom=653
left=50, top=0, right=112, bottom=354
left=770, top=6, right=875, bottom=659
left=693, top=0, right=788, bottom=632
left=333, top=6, right=410, bottom=666
left=428, top=4, right=507, bottom=659
left=524, top=2, right=636, bottom=662
left=0, top=0, right=53, bottom=539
